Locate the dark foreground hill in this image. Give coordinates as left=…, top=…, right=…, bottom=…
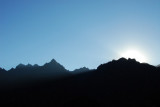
left=0, top=58, right=160, bottom=107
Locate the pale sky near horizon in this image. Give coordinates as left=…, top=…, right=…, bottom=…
left=1, top=0, right=160, bottom=70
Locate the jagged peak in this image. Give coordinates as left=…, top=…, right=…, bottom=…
left=33, top=64, right=39, bottom=67
left=97, top=57, right=141, bottom=70
left=0, top=67, right=6, bottom=71
left=110, top=58, right=140, bottom=64
left=73, top=67, right=89, bottom=72
left=47, top=59, right=58, bottom=65
left=16, top=63, right=33, bottom=69
left=43, top=59, right=58, bottom=66
left=43, top=58, right=66, bottom=70
left=16, top=63, right=26, bottom=69
left=51, top=59, right=57, bottom=62
left=26, top=64, right=32, bottom=67
left=117, top=57, right=127, bottom=61
left=117, top=57, right=137, bottom=62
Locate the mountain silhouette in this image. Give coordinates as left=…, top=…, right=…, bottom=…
left=42, top=59, right=68, bottom=73
left=0, top=58, right=160, bottom=107
left=0, top=68, right=6, bottom=74
left=157, top=64, right=160, bottom=67
left=72, top=67, right=90, bottom=74
left=0, top=59, right=71, bottom=89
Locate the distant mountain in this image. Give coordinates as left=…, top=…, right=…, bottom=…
left=0, top=67, right=6, bottom=73
left=0, top=59, right=71, bottom=88
left=72, top=67, right=90, bottom=74
left=157, top=64, right=160, bottom=67
left=97, top=57, right=156, bottom=73
left=8, top=59, right=68, bottom=73
left=1, top=58, right=160, bottom=107
left=0, top=59, right=90, bottom=88
left=42, top=59, right=68, bottom=73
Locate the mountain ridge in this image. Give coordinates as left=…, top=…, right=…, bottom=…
left=0, top=58, right=160, bottom=107
left=0, top=57, right=157, bottom=72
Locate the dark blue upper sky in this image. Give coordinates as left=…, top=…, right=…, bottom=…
left=1, top=0, right=160, bottom=70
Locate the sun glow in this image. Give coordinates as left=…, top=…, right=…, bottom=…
left=120, top=50, right=147, bottom=63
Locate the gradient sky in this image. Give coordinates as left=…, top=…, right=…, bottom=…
left=1, top=0, right=160, bottom=70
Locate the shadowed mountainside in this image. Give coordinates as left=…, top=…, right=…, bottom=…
left=0, top=58, right=160, bottom=107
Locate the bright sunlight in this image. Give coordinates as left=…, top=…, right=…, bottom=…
left=120, top=50, right=148, bottom=63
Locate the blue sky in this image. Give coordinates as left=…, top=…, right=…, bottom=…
left=1, top=0, right=160, bottom=70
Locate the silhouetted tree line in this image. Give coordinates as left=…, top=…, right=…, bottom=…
left=0, top=58, right=160, bottom=107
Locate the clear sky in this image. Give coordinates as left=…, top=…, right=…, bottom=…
left=1, top=0, right=160, bottom=70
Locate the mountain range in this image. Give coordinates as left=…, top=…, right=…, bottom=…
left=0, top=58, right=160, bottom=107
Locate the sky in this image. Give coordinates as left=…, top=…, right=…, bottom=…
left=0, top=0, right=160, bottom=70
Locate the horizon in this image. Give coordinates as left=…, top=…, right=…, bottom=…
left=1, top=0, right=160, bottom=70
left=0, top=57, right=157, bottom=71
